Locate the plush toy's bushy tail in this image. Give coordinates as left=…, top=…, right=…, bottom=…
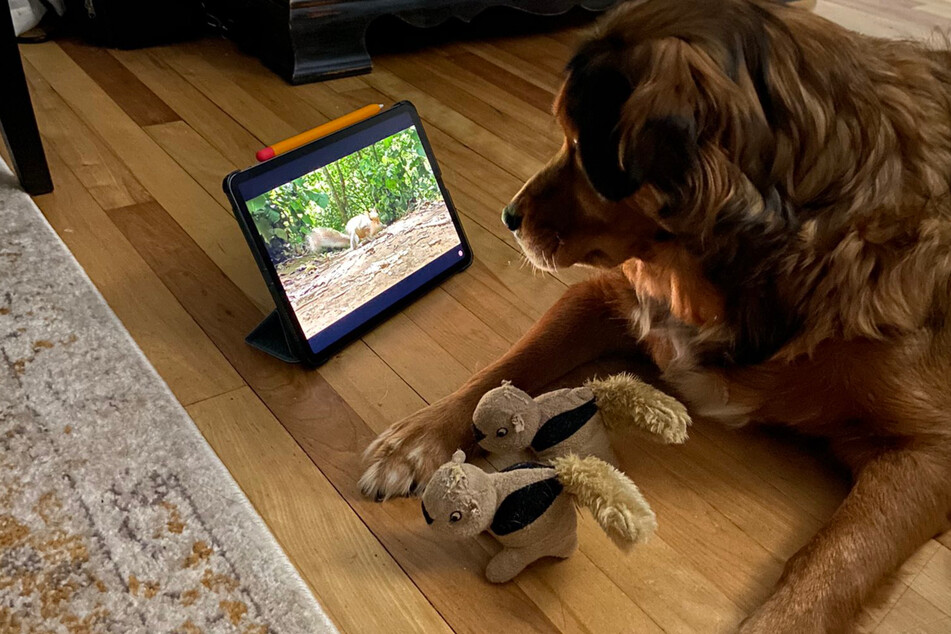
left=586, top=372, right=691, bottom=444
left=552, top=454, right=656, bottom=549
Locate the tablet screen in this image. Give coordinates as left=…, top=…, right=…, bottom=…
left=233, top=108, right=469, bottom=358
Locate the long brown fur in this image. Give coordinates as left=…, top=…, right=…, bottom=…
left=361, top=1, right=951, bottom=630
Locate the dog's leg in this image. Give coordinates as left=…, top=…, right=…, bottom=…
left=741, top=444, right=951, bottom=633
left=360, top=272, right=640, bottom=500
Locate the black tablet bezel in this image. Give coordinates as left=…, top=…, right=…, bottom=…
left=223, top=101, right=473, bottom=366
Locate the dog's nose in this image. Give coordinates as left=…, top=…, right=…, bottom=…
left=501, top=205, right=522, bottom=232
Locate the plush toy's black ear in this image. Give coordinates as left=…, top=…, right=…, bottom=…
left=624, top=115, right=700, bottom=198
left=564, top=50, right=638, bottom=201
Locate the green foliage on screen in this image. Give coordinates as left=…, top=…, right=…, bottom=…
left=246, top=127, right=440, bottom=258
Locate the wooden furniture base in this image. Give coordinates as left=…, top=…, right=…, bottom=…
left=233, top=0, right=619, bottom=85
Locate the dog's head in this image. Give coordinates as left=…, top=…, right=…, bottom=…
left=506, top=0, right=790, bottom=272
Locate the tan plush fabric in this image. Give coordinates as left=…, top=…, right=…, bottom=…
left=472, top=374, right=690, bottom=468
left=421, top=451, right=656, bottom=583
left=585, top=373, right=692, bottom=443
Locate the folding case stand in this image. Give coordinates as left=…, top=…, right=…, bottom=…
left=245, top=310, right=302, bottom=364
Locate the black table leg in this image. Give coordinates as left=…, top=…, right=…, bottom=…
left=0, top=5, right=53, bottom=195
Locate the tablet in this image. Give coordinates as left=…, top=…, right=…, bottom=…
left=224, top=102, right=472, bottom=365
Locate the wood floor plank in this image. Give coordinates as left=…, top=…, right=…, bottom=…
left=402, top=289, right=512, bottom=375
left=318, top=340, right=427, bottom=435
left=110, top=48, right=264, bottom=167
left=377, top=55, right=560, bottom=163
left=297, top=77, right=386, bottom=120
left=875, top=586, right=950, bottom=633
left=24, top=59, right=152, bottom=211
left=187, top=387, right=452, bottom=634
left=618, top=444, right=784, bottom=612
left=831, top=0, right=951, bottom=30
left=693, top=422, right=850, bottom=523
left=103, top=195, right=566, bottom=633
left=157, top=45, right=298, bottom=145
left=814, top=2, right=931, bottom=38
left=144, top=120, right=238, bottom=210
left=325, top=75, right=372, bottom=94
left=57, top=39, right=181, bottom=127
left=449, top=217, right=569, bottom=321
left=577, top=522, right=746, bottom=633
left=660, top=426, right=826, bottom=561
left=909, top=544, right=951, bottom=619
left=461, top=41, right=563, bottom=94
left=401, top=51, right=558, bottom=138
left=22, top=42, right=273, bottom=313
left=495, top=33, right=575, bottom=78
left=362, top=68, right=545, bottom=182
left=362, top=312, right=473, bottom=404
left=34, top=154, right=244, bottom=406
left=918, top=1, right=951, bottom=20
left=183, top=39, right=331, bottom=138
left=444, top=45, right=557, bottom=113
left=441, top=272, right=537, bottom=345
left=858, top=539, right=943, bottom=632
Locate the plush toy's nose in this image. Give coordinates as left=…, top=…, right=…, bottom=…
left=471, top=423, right=487, bottom=442
left=421, top=500, right=434, bottom=525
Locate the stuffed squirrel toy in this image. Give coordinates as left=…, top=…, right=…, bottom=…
left=422, top=450, right=656, bottom=583
left=472, top=372, right=691, bottom=466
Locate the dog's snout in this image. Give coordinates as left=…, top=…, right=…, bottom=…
left=502, top=205, right=522, bottom=232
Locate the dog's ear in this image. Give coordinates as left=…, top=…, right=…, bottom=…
left=622, top=115, right=699, bottom=199
left=563, top=45, right=701, bottom=202
left=563, top=52, right=637, bottom=201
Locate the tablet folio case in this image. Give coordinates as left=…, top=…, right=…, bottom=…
left=245, top=310, right=302, bottom=364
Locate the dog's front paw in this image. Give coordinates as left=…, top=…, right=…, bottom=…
left=360, top=400, right=470, bottom=501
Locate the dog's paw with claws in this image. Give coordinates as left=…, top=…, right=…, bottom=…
left=360, top=401, right=469, bottom=501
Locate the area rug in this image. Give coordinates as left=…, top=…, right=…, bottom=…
left=0, top=163, right=336, bottom=632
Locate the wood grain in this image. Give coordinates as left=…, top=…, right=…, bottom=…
left=34, top=157, right=243, bottom=405
left=57, top=39, right=181, bottom=127
left=111, top=48, right=264, bottom=167
left=186, top=387, right=453, bottom=634
left=21, top=42, right=273, bottom=313
left=24, top=59, right=151, bottom=210
left=144, top=120, right=238, bottom=209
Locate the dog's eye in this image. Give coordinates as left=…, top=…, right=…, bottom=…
left=449, top=511, right=462, bottom=523
left=496, top=428, right=508, bottom=438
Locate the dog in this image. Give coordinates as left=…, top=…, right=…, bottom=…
left=361, top=0, right=951, bottom=630
left=346, top=209, right=383, bottom=249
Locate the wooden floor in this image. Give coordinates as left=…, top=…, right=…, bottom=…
left=7, top=1, right=951, bottom=632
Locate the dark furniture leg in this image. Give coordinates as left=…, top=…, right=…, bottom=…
left=0, top=5, right=53, bottom=195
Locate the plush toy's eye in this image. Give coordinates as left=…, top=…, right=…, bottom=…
left=449, top=511, right=462, bottom=523
left=496, top=428, right=508, bottom=438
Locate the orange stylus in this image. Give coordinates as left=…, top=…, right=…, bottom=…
left=256, top=104, right=385, bottom=162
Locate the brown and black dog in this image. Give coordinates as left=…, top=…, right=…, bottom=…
left=361, top=0, right=951, bottom=630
